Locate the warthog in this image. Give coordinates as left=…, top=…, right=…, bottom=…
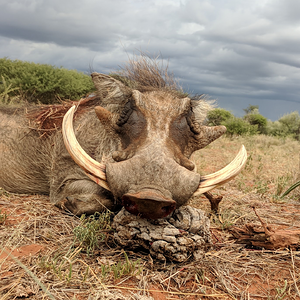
left=0, top=59, right=246, bottom=219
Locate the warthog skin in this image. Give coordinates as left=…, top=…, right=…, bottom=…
left=0, top=62, right=227, bottom=218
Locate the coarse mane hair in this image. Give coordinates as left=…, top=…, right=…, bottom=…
left=110, top=53, right=184, bottom=95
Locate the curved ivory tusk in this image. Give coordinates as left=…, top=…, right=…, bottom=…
left=62, top=105, right=110, bottom=191
left=193, top=145, right=247, bottom=195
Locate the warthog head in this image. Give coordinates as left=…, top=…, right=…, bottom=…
left=62, top=72, right=247, bottom=219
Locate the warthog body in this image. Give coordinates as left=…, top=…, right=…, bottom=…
left=0, top=59, right=246, bottom=219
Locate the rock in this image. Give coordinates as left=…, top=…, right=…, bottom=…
left=112, top=205, right=211, bottom=262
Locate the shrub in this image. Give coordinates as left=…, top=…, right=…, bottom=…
left=265, top=120, right=290, bottom=137
left=223, top=117, right=258, bottom=136
left=266, top=112, right=300, bottom=140
left=0, top=58, right=95, bottom=104
left=206, top=108, right=233, bottom=126
left=244, top=113, right=267, bottom=134
left=278, top=111, right=300, bottom=140
left=0, top=75, right=19, bottom=104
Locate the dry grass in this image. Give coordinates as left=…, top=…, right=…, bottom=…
left=1, top=135, right=300, bottom=299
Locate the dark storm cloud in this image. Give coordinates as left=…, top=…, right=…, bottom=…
left=0, top=0, right=124, bottom=50
left=0, top=0, right=299, bottom=120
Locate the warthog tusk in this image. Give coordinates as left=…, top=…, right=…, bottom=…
left=193, top=145, right=247, bottom=195
left=62, top=105, right=110, bottom=191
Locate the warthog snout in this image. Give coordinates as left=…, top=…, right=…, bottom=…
left=122, top=189, right=176, bottom=219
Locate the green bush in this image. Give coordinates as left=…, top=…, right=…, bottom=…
left=266, top=112, right=300, bottom=140
left=223, top=117, right=258, bottom=136
left=207, top=108, right=233, bottom=126
left=244, top=113, right=267, bottom=134
left=265, top=120, right=289, bottom=137
left=0, top=58, right=95, bottom=104
left=0, top=75, right=20, bottom=104
left=278, top=111, right=300, bottom=140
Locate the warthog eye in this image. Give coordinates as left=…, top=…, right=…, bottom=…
left=186, top=115, right=201, bottom=134
left=114, top=99, right=147, bottom=153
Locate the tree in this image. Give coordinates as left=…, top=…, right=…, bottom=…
left=223, top=117, right=258, bottom=136
left=278, top=111, right=300, bottom=140
left=243, top=105, right=259, bottom=115
left=206, top=108, right=233, bottom=126
left=243, top=105, right=267, bottom=134
left=245, top=113, right=267, bottom=134
left=265, top=120, right=289, bottom=137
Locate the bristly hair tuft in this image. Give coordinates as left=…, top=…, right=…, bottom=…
left=110, top=52, right=186, bottom=97
left=191, top=95, right=216, bottom=124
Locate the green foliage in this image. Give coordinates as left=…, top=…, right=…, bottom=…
left=278, top=111, right=300, bottom=130
left=265, top=120, right=289, bottom=137
left=278, top=111, right=300, bottom=140
left=98, top=251, right=143, bottom=280
left=266, top=111, right=300, bottom=140
left=206, top=108, right=233, bottom=126
left=255, top=179, right=269, bottom=196
left=0, top=57, right=95, bottom=104
left=275, top=280, right=288, bottom=300
left=243, top=104, right=259, bottom=115
left=244, top=113, right=267, bottom=134
left=73, top=212, right=112, bottom=256
left=243, top=105, right=267, bottom=134
left=0, top=75, right=20, bottom=104
left=217, top=104, right=300, bottom=139
left=110, top=252, right=142, bottom=279
left=207, top=105, right=268, bottom=137
left=39, top=247, right=81, bottom=283
left=223, top=117, right=258, bottom=136
left=275, top=174, right=293, bottom=197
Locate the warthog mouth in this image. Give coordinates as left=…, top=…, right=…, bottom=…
left=122, top=189, right=176, bottom=219
left=62, top=105, right=248, bottom=217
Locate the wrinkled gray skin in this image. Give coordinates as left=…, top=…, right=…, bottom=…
left=0, top=73, right=226, bottom=219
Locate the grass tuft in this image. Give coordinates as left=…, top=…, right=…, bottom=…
left=73, top=211, right=112, bottom=256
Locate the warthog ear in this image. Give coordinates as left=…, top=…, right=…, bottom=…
left=91, top=73, right=131, bottom=104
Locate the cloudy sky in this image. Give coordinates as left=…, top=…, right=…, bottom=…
left=0, top=0, right=300, bottom=120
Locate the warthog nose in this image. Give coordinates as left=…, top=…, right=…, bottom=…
left=122, top=190, right=176, bottom=219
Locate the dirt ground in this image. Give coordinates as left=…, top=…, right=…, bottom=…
left=1, top=135, right=300, bottom=300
